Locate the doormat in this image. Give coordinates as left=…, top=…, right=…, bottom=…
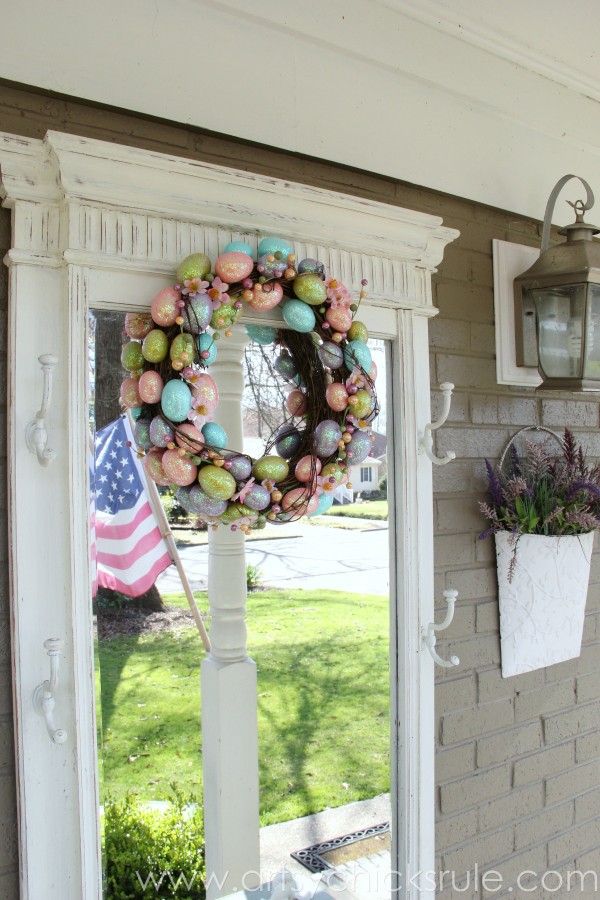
left=291, top=822, right=390, bottom=873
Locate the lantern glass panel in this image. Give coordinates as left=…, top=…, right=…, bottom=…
left=531, top=284, right=586, bottom=379
left=582, top=284, right=600, bottom=381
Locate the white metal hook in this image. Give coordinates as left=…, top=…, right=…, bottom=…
left=26, top=354, right=58, bottom=466
left=422, top=590, right=460, bottom=668
left=33, top=638, right=68, bottom=744
left=419, top=382, right=456, bottom=466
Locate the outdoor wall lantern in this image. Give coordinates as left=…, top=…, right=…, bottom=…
left=514, top=174, right=600, bottom=391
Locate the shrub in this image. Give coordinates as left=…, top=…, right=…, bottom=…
left=104, top=787, right=205, bottom=898
left=378, top=474, right=387, bottom=498
left=246, top=563, right=264, bottom=591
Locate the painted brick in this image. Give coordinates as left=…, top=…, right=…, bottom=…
left=476, top=601, right=499, bottom=634
left=513, top=743, right=575, bottom=787
left=430, top=317, right=470, bottom=350
left=573, top=641, right=600, bottom=674
left=514, top=800, right=575, bottom=851
left=436, top=880, right=479, bottom=900
left=0, top=724, right=14, bottom=773
left=548, top=818, right=600, bottom=866
left=575, top=731, right=600, bottom=764
left=435, top=534, right=475, bottom=568
left=0, top=822, right=16, bottom=871
left=0, top=675, right=11, bottom=719
left=432, top=603, right=476, bottom=641
left=436, top=427, right=510, bottom=460
left=469, top=323, right=495, bottom=355
left=437, top=498, right=486, bottom=534
left=541, top=399, right=600, bottom=428
left=575, top=786, right=600, bottom=823
left=479, top=845, right=547, bottom=899
left=470, top=395, right=498, bottom=425
left=515, top=680, right=576, bottom=723
left=436, top=676, right=478, bottom=714
left=442, top=825, right=514, bottom=875
left=576, top=673, right=600, bottom=706
left=477, top=666, right=544, bottom=704
left=442, top=699, right=514, bottom=746
left=434, top=283, right=495, bottom=324
left=433, top=461, right=473, bottom=494
left=446, top=567, right=497, bottom=601
left=475, top=537, right=496, bottom=564
left=546, top=759, right=600, bottom=805
left=431, top=387, right=470, bottom=424
left=479, top=783, right=542, bottom=833
left=443, top=634, right=501, bottom=673
left=435, top=354, right=499, bottom=391
left=543, top=700, right=600, bottom=744
left=436, top=808, right=478, bottom=850
left=436, top=743, right=477, bottom=783
left=440, top=765, right=511, bottom=814
left=0, top=870, right=19, bottom=899
left=476, top=722, right=542, bottom=768
left=573, top=849, right=600, bottom=885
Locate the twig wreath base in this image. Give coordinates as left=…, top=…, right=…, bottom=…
left=120, top=237, right=379, bottom=533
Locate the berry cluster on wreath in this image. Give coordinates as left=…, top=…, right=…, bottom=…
left=120, top=236, right=379, bottom=533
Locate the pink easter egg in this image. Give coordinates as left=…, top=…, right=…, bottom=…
left=325, top=306, right=353, bottom=334
left=281, top=486, right=319, bottom=516
left=325, top=382, right=349, bottom=412
left=151, top=286, right=181, bottom=327
left=294, top=455, right=322, bottom=483
left=120, top=377, right=142, bottom=409
left=370, top=360, right=378, bottom=381
left=249, top=282, right=284, bottom=312
left=138, top=370, right=164, bottom=404
left=142, top=448, right=171, bottom=486
left=286, top=390, right=307, bottom=417
left=175, top=423, right=205, bottom=454
left=125, top=313, right=153, bottom=340
left=193, top=373, right=219, bottom=409
left=214, top=252, right=254, bottom=284
left=162, top=449, right=198, bottom=486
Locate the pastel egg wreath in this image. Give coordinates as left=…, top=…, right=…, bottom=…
left=120, top=237, right=379, bottom=534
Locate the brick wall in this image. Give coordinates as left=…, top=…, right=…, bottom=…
left=0, top=83, right=598, bottom=897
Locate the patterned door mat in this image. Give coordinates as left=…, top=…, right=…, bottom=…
left=291, top=823, right=390, bottom=873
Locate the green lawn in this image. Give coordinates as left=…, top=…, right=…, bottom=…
left=98, top=589, right=389, bottom=826
left=327, top=500, right=388, bottom=520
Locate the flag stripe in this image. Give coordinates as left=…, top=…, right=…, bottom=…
left=97, top=552, right=172, bottom=597
left=95, top=499, right=156, bottom=540
left=97, top=526, right=168, bottom=571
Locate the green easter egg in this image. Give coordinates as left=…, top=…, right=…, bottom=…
left=176, top=253, right=212, bottom=283
left=210, top=304, right=238, bottom=331
left=348, top=320, right=369, bottom=343
left=198, top=465, right=237, bottom=501
left=252, top=455, right=290, bottom=483
left=293, top=274, right=327, bottom=306
left=121, top=341, right=144, bottom=372
left=352, top=389, right=374, bottom=419
left=142, top=329, right=169, bottom=363
left=170, top=333, right=195, bottom=365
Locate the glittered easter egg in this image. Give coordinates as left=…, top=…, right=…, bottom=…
left=182, top=294, right=212, bottom=333
left=348, top=320, right=369, bottom=343
left=325, top=383, right=349, bottom=412
left=202, top=421, right=228, bottom=450
left=246, top=325, right=276, bottom=345
left=309, top=492, right=334, bottom=516
left=313, top=420, right=342, bottom=458
left=162, top=449, right=198, bottom=486
left=149, top=415, right=175, bottom=448
left=344, top=340, right=372, bottom=373
left=370, top=360, right=378, bottom=381
left=138, top=370, right=164, bottom=405
left=321, top=462, right=345, bottom=485
left=161, top=379, right=192, bottom=423
left=143, top=448, right=171, bottom=486
left=198, top=465, right=236, bottom=501
left=175, top=423, right=204, bottom=454
left=345, top=432, right=372, bottom=465
left=170, top=333, right=195, bottom=366
left=275, top=425, right=302, bottom=459
left=257, top=253, right=287, bottom=279
left=281, top=486, right=319, bottom=516
left=297, top=258, right=325, bottom=276
left=294, top=455, right=322, bottom=483
left=120, top=377, right=142, bottom=408
left=130, top=407, right=142, bottom=421
left=274, top=353, right=298, bottom=381
left=325, top=306, right=353, bottom=334
left=249, top=282, right=283, bottom=312
left=222, top=452, right=252, bottom=482
left=282, top=299, right=316, bottom=333
left=176, top=253, right=211, bottom=283
left=215, top=252, right=254, bottom=283
left=151, top=287, right=181, bottom=327
left=125, top=313, right=153, bottom=340
left=224, top=241, right=254, bottom=257
left=187, top=485, right=229, bottom=517
left=176, top=486, right=193, bottom=513
left=142, top=329, right=169, bottom=363
left=242, top=483, right=271, bottom=511
left=134, top=419, right=153, bottom=450
left=210, top=303, right=238, bottom=331
left=121, top=341, right=144, bottom=372
left=196, top=333, right=217, bottom=366
left=286, top=390, right=307, bottom=417
left=350, top=388, right=373, bottom=419
left=252, top=455, right=289, bottom=483
left=293, top=274, right=327, bottom=306
left=257, top=236, right=293, bottom=259
left=193, top=373, right=219, bottom=409
left=318, top=341, right=344, bottom=369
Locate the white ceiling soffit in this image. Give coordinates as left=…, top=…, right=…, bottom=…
left=1, top=0, right=600, bottom=222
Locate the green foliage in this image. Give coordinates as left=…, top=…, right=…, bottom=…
left=104, top=787, right=205, bottom=899
left=378, top=474, right=387, bottom=498
left=327, top=500, right=388, bottom=520
left=159, top=486, right=187, bottom=522
left=246, top=563, right=264, bottom=591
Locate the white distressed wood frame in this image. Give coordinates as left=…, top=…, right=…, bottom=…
left=0, top=130, right=458, bottom=900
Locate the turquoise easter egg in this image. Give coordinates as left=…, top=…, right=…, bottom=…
left=196, top=333, right=218, bottom=366
left=202, top=421, right=228, bottom=450
left=282, top=299, right=316, bottom=334
left=246, top=325, right=276, bottom=345
left=258, top=236, right=294, bottom=258
left=160, top=380, right=192, bottom=423
left=224, top=241, right=254, bottom=257
left=309, top=492, right=334, bottom=516
left=343, top=340, right=372, bottom=373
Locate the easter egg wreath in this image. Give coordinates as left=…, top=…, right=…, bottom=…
left=120, top=236, right=379, bottom=534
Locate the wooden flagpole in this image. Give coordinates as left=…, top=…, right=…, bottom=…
left=126, top=413, right=211, bottom=652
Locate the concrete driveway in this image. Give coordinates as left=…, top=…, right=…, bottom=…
left=157, top=523, right=389, bottom=596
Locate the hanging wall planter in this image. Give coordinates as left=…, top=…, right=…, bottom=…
left=480, top=426, right=599, bottom=678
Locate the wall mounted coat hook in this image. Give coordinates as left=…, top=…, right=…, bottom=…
left=26, top=354, right=58, bottom=466
left=422, top=589, right=460, bottom=668
left=33, top=638, right=67, bottom=744
left=419, top=382, right=456, bottom=465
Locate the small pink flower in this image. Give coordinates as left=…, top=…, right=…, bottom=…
left=207, top=276, right=230, bottom=311
left=316, top=474, right=338, bottom=494
left=325, top=277, right=351, bottom=308
left=182, top=278, right=209, bottom=298
left=233, top=477, right=256, bottom=503
left=346, top=368, right=368, bottom=391
left=187, top=394, right=217, bottom=430
left=261, top=478, right=276, bottom=492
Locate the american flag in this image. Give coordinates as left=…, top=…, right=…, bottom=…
left=93, top=415, right=172, bottom=597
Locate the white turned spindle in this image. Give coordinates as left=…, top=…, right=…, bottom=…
left=201, top=328, right=260, bottom=897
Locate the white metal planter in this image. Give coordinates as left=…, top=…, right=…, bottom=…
left=495, top=531, right=594, bottom=677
